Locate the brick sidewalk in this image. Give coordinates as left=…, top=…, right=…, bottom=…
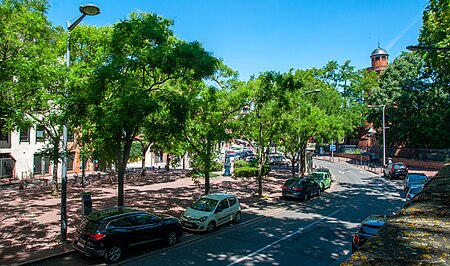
left=0, top=169, right=289, bottom=265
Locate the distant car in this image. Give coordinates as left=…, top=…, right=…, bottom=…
left=352, top=214, right=391, bottom=253
left=73, top=207, right=182, bottom=263
left=180, top=193, right=241, bottom=233
left=384, top=162, right=408, bottom=179
left=269, top=155, right=290, bottom=166
left=308, top=172, right=332, bottom=191
left=406, top=185, right=424, bottom=201
left=403, top=173, right=428, bottom=193
left=245, top=155, right=257, bottom=162
left=281, top=177, right=321, bottom=201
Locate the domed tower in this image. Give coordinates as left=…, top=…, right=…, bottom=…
left=368, top=45, right=389, bottom=74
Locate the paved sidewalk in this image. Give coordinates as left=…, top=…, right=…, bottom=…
left=0, top=168, right=289, bottom=266
left=0, top=158, right=438, bottom=266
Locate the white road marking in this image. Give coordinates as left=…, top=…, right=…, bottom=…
left=226, top=206, right=348, bottom=266
left=339, top=171, right=345, bottom=174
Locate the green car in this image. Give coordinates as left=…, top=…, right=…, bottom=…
left=309, top=172, right=332, bottom=191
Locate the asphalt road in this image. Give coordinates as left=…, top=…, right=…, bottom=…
left=30, top=159, right=407, bottom=266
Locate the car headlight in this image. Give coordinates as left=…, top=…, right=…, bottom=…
left=199, top=216, right=208, bottom=222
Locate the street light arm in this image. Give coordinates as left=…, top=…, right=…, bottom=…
left=67, top=14, right=87, bottom=31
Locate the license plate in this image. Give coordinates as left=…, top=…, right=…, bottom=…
left=183, top=222, right=193, bottom=228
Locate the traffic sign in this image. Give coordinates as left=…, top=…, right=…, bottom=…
left=330, top=144, right=336, bottom=151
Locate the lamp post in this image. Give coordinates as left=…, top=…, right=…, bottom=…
left=298, top=89, right=321, bottom=178
left=368, top=104, right=386, bottom=166
left=407, top=45, right=450, bottom=51
left=61, top=4, right=100, bottom=242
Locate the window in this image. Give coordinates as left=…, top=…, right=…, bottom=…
left=135, top=214, right=159, bottom=225
left=228, top=197, right=237, bottom=206
left=67, top=132, right=74, bottom=142
left=33, top=153, right=49, bottom=175
left=217, top=199, right=229, bottom=211
left=20, top=128, right=30, bottom=143
left=36, top=124, right=45, bottom=142
left=108, top=216, right=135, bottom=228
left=67, top=152, right=75, bottom=171
left=0, top=124, right=8, bottom=142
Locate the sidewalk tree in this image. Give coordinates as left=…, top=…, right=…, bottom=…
left=241, top=71, right=288, bottom=197
left=183, top=64, right=246, bottom=195
left=84, top=12, right=217, bottom=207
left=0, top=0, right=71, bottom=194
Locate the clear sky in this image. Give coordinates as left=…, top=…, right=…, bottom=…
left=46, top=0, right=428, bottom=81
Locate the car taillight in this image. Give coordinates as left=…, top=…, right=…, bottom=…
left=405, top=166, right=408, bottom=171
left=353, top=234, right=359, bottom=244
left=88, top=233, right=106, bottom=241
left=294, top=187, right=303, bottom=191
left=406, top=193, right=411, bottom=200
left=281, top=185, right=288, bottom=189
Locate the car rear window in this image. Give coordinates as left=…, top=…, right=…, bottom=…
left=359, top=224, right=381, bottom=235
left=393, top=163, right=406, bottom=169
left=283, top=179, right=298, bottom=186
left=79, top=218, right=104, bottom=233
left=409, top=175, right=427, bottom=183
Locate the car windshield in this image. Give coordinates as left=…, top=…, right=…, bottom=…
left=409, top=187, right=423, bottom=194
left=190, top=198, right=219, bottom=212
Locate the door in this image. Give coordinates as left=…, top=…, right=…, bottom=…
left=215, top=199, right=231, bottom=226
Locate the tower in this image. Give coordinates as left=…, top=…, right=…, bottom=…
left=368, top=45, right=389, bottom=74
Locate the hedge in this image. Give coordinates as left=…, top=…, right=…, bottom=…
left=234, top=165, right=270, bottom=178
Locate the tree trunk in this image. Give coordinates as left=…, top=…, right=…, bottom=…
left=204, top=171, right=210, bottom=195
left=257, top=122, right=263, bottom=197
left=51, top=160, right=59, bottom=196
left=165, top=156, right=170, bottom=171
left=117, top=132, right=134, bottom=207
left=140, top=143, right=150, bottom=177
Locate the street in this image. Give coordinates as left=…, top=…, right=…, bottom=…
left=31, top=159, right=407, bottom=266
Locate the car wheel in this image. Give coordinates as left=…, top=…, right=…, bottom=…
left=206, top=221, right=216, bottom=233
left=234, top=211, right=242, bottom=223
left=104, top=244, right=122, bottom=263
left=164, top=230, right=178, bottom=246
left=303, top=193, right=309, bottom=201
left=317, top=189, right=321, bottom=197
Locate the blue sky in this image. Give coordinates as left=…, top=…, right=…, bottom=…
left=46, top=0, right=428, bottom=81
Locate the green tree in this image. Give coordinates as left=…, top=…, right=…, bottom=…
left=418, top=0, right=450, bottom=91
left=0, top=0, right=69, bottom=194
left=184, top=65, right=246, bottom=195
left=369, top=52, right=449, bottom=148
left=85, top=12, right=218, bottom=207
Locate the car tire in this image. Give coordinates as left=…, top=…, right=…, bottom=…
left=206, top=221, right=216, bottom=233
left=317, top=189, right=321, bottom=197
left=163, top=230, right=178, bottom=246
left=104, top=244, right=122, bottom=264
left=234, top=211, right=242, bottom=223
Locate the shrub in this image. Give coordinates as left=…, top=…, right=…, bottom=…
left=233, top=160, right=249, bottom=168
left=211, top=161, right=223, bottom=172
left=233, top=165, right=270, bottom=178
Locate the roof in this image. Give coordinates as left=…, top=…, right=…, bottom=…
left=371, top=47, right=389, bottom=57
left=204, top=193, right=237, bottom=201
left=87, top=207, right=142, bottom=221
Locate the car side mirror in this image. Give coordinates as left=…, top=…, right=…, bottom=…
left=215, top=208, right=222, bottom=213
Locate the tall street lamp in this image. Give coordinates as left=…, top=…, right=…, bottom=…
left=298, top=89, right=321, bottom=178
left=368, top=104, right=387, bottom=166
left=61, top=3, right=100, bottom=242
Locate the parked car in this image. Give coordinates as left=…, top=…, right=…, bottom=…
left=352, top=214, right=391, bottom=253
left=406, top=185, right=424, bottom=201
left=403, top=173, right=428, bottom=193
left=269, top=154, right=290, bottom=166
left=245, top=155, right=257, bottom=162
left=384, top=162, right=408, bottom=179
left=281, top=177, right=321, bottom=201
left=315, top=167, right=332, bottom=179
left=309, top=172, right=332, bottom=191
left=180, top=193, right=241, bottom=233
left=73, top=207, right=182, bottom=263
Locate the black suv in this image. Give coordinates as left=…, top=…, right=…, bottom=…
left=352, top=214, right=390, bottom=253
left=384, top=162, right=408, bottom=179
left=281, top=177, right=321, bottom=201
left=73, top=207, right=182, bottom=263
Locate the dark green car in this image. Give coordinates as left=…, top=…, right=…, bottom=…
left=309, top=172, right=332, bottom=191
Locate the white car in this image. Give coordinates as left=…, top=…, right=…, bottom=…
left=180, top=193, right=241, bottom=233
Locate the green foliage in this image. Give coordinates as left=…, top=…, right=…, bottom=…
left=191, top=160, right=223, bottom=173
left=233, top=160, right=249, bottom=168
left=233, top=165, right=270, bottom=178
left=418, top=0, right=450, bottom=91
